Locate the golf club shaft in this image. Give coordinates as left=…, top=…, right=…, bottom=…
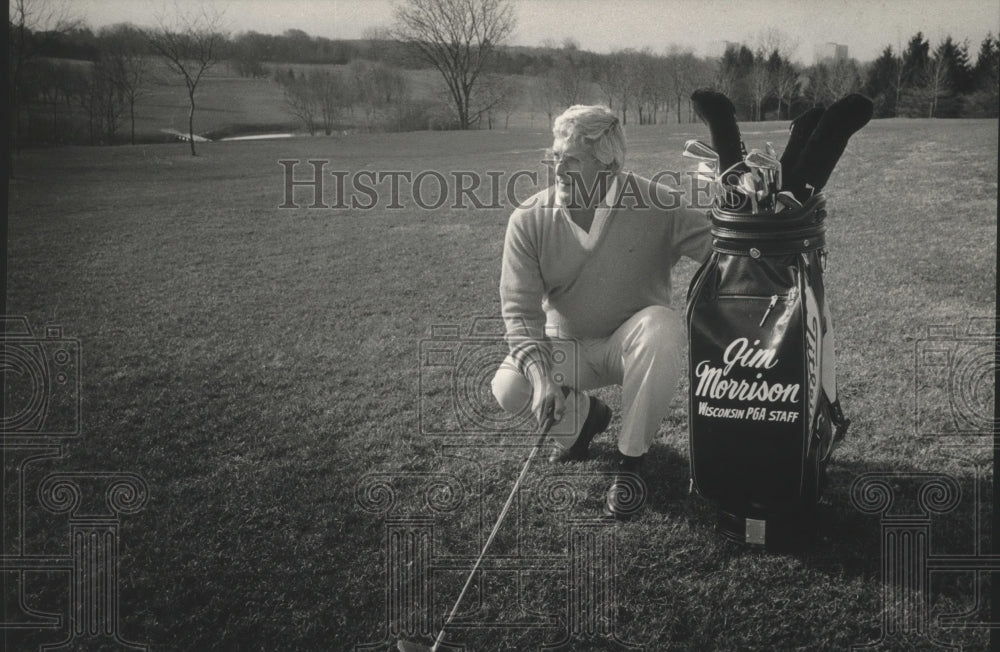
left=428, top=416, right=555, bottom=652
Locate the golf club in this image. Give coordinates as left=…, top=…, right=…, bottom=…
left=717, top=160, right=750, bottom=211
left=738, top=171, right=758, bottom=213
left=682, top=139, right=720, bottom=168
left=683, top=139, right=723, bottom=206
left=783, top=94, right=874, bottom=201
left=397, top=414, right=556, bottom=652
left=745, top=149, right=782, bottom=211
left=690, top=89, right=746, bottom=171
left=774, top=190, right=803, bottom=213
left=779, top=106, right=826, bottom=174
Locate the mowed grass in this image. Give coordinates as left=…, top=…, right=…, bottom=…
left=133, top=62, right=297, bottom=138
left=5, top=118, right=996, bottom=650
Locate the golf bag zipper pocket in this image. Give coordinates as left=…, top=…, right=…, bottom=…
left=713, top=293, right=793, bottom=329
left=760, top=295, right=779, bottom=326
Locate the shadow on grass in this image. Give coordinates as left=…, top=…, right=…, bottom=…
left=351, top=439, right=991, bottom=650
left=595, top=439, right=990, bottom=594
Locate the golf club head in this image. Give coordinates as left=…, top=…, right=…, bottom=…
left=784, top=94, right=874, bottom=201
left=745, top=149, right=780, bottom=171
left=774, top=190, right=803, bottom=213
left=745, top=149, right=781, bottom=196
left=779, top=106, right=825, bottom=172
left=739, top=172, right=758, bottom=213
left=690, top=89, right=745, bottom=170
left=683, top=139, right=719, bottom=163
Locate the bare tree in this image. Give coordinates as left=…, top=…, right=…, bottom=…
left=823, top=59, right=861, bottom=102
left=754, top=29, right=799, bottom=119
left=599, top=49, right=641, bottom=125
left=393, top=0, right=516, bottom=129
left=100, top=24, right=150, bottom=144
left=926, top=49, right=949, bottom=118
left=715, top=45, right=740, bottom=104
left=747, top=49, right=771, bottom=121
left=347, top=59, right=409, bottom=131
left=278, top=71, right=319, bottom=135
left=548, top=58, right=586, bottom=108
left=9, top=0, right=75, bottom=174
left=314, top=71, right=354, bottom=135
left=801, top=64, right=826, bottom=108
left=32, top=60, right=75, bottom=142
left=146, top=4, right=226, bottom=154
left=530, top=74, right=558, bottom=128
left=230, top=31, right=268, bottom=78
left=476, top=73, right=512, bottom=129
left=633, top=49, right=661, bottom=124
left=664, top=48, right=696, bottom=124
left=754, top=28, right=799, bottom=65
left=495, top=76, right=523, bottom=129
left=94, top=55, right=128, bottom=143
left=771, top=58, right=799, bottom=120
left=595, top=56, right=621, bottom=110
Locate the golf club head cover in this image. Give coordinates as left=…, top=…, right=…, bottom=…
left=784, top=94, right=874, bottom=201
left=779, top=106, right=825, bottom=172
left=690, top=89, right=745, bottom=171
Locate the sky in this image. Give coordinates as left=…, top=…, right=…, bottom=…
left=68, top=0, right=1000, bottom=64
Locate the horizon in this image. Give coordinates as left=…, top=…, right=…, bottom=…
left=65, top=0, right=1000, bottom=65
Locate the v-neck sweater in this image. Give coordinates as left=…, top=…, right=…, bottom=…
left=500, top=172, right=712, bottom=372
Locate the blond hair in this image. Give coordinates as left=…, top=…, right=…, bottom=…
left=552, top=105, right=626, bottom=172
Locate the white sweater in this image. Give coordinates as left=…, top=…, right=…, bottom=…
left=500, top=172, right=712, bottom=376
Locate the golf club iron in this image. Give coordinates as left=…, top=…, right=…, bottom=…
left=683, top=139, right=724, bottom=206
left=682, top=139, right=720, bottom=169
left=397, top=415, right=556, bottom=652
left=744, top=149, right=782, bottom=211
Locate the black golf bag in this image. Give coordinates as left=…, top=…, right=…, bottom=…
left=686, top=194, right=849, bottom=549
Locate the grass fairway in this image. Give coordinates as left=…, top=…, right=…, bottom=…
left=5, top=118, right=996, bottom=650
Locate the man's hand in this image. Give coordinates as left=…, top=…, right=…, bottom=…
left=530, top=376, right=566, bottom=428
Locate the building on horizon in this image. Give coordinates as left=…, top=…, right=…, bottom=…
left=814, top=42, right=848, bottom=63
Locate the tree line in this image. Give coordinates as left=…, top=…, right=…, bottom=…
left=702, top=30, right=998, bottom=121
left=10, top=0, right=999, bottom=157
left=865, top=32, right=999, bottom=118
left=9, top=0, right=227, bottom=155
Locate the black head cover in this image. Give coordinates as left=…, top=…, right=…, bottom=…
left=779, top=106, right=825, bottom=171
left=784, top=94, right=874, bottom=200
left=690, top=88, right=745, bottom=171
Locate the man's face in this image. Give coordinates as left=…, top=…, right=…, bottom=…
left=547, top=138, right=611, bottom=209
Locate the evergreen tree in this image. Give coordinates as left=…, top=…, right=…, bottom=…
left=952, top=39, right=975, bottom=94
left=973, top=33, right=1000, bottom=92
left=865, top=46, right=902, bottom=117
left=901, top=32, right=930, bottom=88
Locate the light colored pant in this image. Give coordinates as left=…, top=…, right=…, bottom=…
left=491, top=305, right=686, bottom=457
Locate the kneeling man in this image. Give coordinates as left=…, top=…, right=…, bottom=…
left=492, top=105, right=711, bottom=519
